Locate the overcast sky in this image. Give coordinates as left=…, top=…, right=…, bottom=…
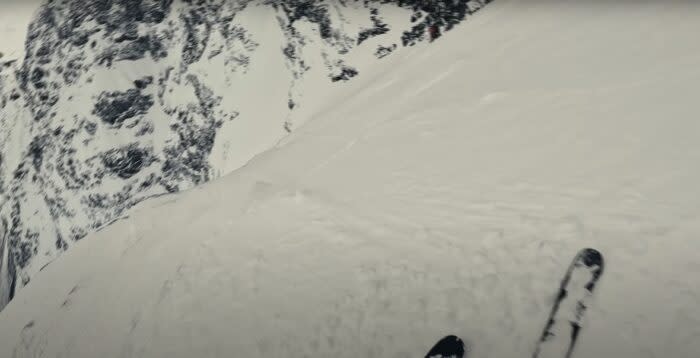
left=0, top=0, right=41, bottom=61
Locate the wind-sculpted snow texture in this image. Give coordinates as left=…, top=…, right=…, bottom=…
left=0, top=0, right=490, bottom=310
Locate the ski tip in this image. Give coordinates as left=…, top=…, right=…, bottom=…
left=578, top=248, right=603, bottom=268
left=426, top=335, right=466, bottom=358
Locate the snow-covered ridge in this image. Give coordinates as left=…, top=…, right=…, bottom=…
left=0, top=0, right=490, bottom=310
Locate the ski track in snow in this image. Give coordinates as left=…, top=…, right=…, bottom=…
left=1, top=0, right=700, bottom=357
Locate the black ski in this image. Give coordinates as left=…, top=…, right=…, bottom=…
left=425, top=335, right=465, bottom=358
left=532, top=248, right=604, bottom=358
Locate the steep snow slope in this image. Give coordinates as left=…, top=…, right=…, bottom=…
left=0, top=0, right=36, bottom=60
left=0, top=0, right=489, bottom=309
left=1, top=0, right=700, bottom=357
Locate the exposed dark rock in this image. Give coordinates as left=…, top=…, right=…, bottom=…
left=135, top=122, right=155, bottom=136
left=72, top=32, right=90, bottom=46
left=70, top=226, right=87, bottom=241
left=398, top=0, right=491, bottom=45
left=63, top=56, right=85, bottom=85
left=101, top=144, right=155, bottom=179
left=84, top=121, right=97, bottom=135
left=116, top=36, right=151, bottom=61
left=115, top=34, right=168, bottom=61
left=276, top=1, right=333, bottom=40
left=181, top=5, right=214, bottom=66
left=28, top=135, right=47, bottom=172
left=55, top=233, right=68, bottom=250
left=30, top=67, right=47, bottom=89
left=7, top=202, right=34, bottom=273
left=375, top=44, right=397, bottom=59
left=331, top=66, right=358, bottom=82
left=92, top=89, right=154, bottom=126
left=134, top=76, right=154, bottom=89
left=357, top=7, right=389, bottom=45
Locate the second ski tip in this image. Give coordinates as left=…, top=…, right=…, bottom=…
left=578, top=248, right=604, bottom=268
left=426, top=335, right=466, bottom=358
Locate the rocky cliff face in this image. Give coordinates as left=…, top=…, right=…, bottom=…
left=0, top=0, right=489, bottom=310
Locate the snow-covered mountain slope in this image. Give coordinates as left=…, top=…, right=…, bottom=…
left=0, top=0, right=36, bottom=61
left=0, top=0, right=490, bottom=310
left=1, top=1, right=699, bottom=357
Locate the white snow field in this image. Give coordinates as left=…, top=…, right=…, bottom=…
left=0, top=0, right=37, bottom=61
left=2, top=0, right=700, bottom=357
